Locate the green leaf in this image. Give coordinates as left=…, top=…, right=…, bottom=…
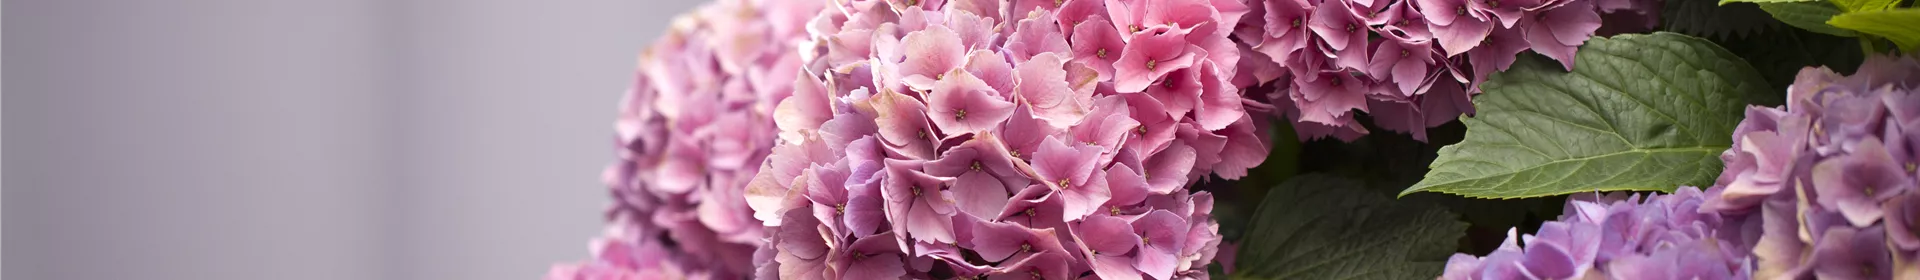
left=1665, top=0, right=1782, bottom=39
left=1231, top=175, right=1466, bottom=280
left=1721, top=0, right=1814, bottom=5
left=1829, top=0, right=1900, bottom=12
left=1757, top=2, right=1859, bottom=36
left=1828, top=9, right=1920, bottom=52
left=1401, top=33, right=1775, bottom=199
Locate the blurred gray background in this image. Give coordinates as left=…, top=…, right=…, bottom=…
left=4, top=0, right=706, bottom=279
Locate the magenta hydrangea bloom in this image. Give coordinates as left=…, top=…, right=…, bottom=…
left=1441, top=187, right=1755, bottom=280
left=1700, top=56, right=1920, bottom=280
left=1235, top=0, right=1649, bottom=141
left=546, top=0, right=824, bottom=278
left=746, top=0, right=1259, bottom=278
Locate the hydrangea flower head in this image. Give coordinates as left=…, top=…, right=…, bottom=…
left=1701, top=55, right=1920, bottom=280
left=1236, top=0, right=1645, bottom=141
left=1441, top=187, right=1754, bottom=280
left=547, top=0, right=823, bottom=278
left=746, top=0, right=1261, bottom=278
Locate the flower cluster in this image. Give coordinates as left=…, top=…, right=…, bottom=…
left=1229, top=0, right=1652, bottom=141
left=1442, top=187, right=1754, bottom=280
left=546, top=0, right=823, bottom=278
left=546, top=219, right=727, bottom=280
left=1699, top=56, right=1920, bottom=279
left=744, top=0, right=1266, bottom=278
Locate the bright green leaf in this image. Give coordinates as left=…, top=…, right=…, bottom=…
left=1829, top=0, right=1900, bottom=12
left=1828, top=9, right=1920, bottom=52
left=1401, top=33, right=1775, bottom=199
left=1231, top=175, right=1465, bottom=280
left=1757, top=2, right=1859, bottom=36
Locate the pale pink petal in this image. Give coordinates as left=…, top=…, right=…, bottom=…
left=965, top=50, right=1018, bottom=95
left=1113, top=26, right=1199, bottom=93
left=1192, top=61, right=1245, bottom=130
left=1106, top=164, right=1152, bottom=208
left=928, top=70, right=1018, bottom=134
left=898, top=25, right=969, bottom=91
left=1142, top=142, right=1197, bottom=193
left=953, top=172, right=1013, bottom=219
left=1017, top=53, right=1095, bottom=127
left=1006, top=11, right=1073, bottom=63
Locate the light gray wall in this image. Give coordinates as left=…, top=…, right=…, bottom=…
left=4, top=0, right=703, bottom=279
left=387, top=0, right=701, bottom=279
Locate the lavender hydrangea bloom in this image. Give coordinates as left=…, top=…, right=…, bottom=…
left=1235, top=0, right=1654, bottom=141
left=546, top=0, right=823, bottom=278
left=1441, top=187, right=1754, bottom=280
left=1700, top=55, right=1920, bottom=280
left=1444, top=57, right=1920, bottom=280
left=746, top=0, right=1261, bottom=278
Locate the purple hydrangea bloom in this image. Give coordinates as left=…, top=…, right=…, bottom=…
left=1236, top=0, right=1646, bottom=141
left=745, top=0, right=1257, bottom=278
left=1701, top=55, right=1920, bottom=280
left=1442, top=187, right=1754, bottom=280
left=546, top=0, right=824, bottom=279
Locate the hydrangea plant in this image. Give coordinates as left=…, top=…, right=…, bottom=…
left=548, top=0, right=1920, bottom=279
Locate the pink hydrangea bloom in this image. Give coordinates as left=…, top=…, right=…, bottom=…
left=747, top=0, right=1258, bottom=278
left=546, top=0, right=823, bottom=279
left=1235, top=0, right=1640, bottom=142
